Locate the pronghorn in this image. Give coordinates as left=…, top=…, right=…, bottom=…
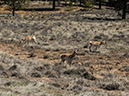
left=19, top=36, right=37, bottom=45
left=60, top=50, right=78, bottom=65
left=89, top=40, right=106, bottom=52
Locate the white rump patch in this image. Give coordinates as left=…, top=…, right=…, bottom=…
left=33, top=36, right=36, bottom=40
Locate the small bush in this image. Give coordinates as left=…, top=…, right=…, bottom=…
left=4, top=82, right=11, bottom=86
left=83, top=0, right=94, bottom=8
left=28, top=53, right=36, bottom=58
left=63, top=68, right=96, bottom=80
left=45, top=71, right=51, bottom=75
left=41, top=15, right=45, bottom=18
left=52, top=83, right=61, bottom=87
left=0, top=65, right=4, bottom=71
left=82, top=72, right=96, bottom=80
left=9, top=65, right=17, bottom=70
left=75, top=0, right=79, bottom=5
left=74, top=90, right=80, bottom=95
left=43, top=55, right=49, bottom=59
left=102, top=82, right=120, bottom=90
left=31, top=72, right=41, bottom=77
left=49, top=1, right=52, bottom=5
left=41, top=84, right=45, bottom=87
left=16, top=81, right=29, bottom=86
left=43, top=2, right=46, bottom=5
left=23, top=16, right=28, bottom=20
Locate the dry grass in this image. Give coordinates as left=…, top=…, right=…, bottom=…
left=0, top=1, right=129, bottom=96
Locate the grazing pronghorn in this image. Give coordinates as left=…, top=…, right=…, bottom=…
left=60, top=50, right=78, bottom=65
left=89, top=40, right=106, bottom=52
left=19, top=36, right=37, bottom=45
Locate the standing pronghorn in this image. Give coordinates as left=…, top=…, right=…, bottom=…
left=60, top=50, right=78, bottom=65
left=89, top=40, right=106, bottom=52
left=19, top=36, right=37, bottom=46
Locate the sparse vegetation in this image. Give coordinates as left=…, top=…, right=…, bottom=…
left=43, top=55, right=49, bottom=59
left=49, top=1, right=52, bottom=5
left=23, top=16, right=28, bottom=20
left=41, top=15, right=45, bottom=18
left=0, top=1, right=129, bottom=96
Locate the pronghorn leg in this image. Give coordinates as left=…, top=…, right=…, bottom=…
left=89, top=45, right=92, bottom=52
left=95, top=46, right=97, bottom=50
left=67, top=60, right=72, bottom=66
left=60, top=59, right=65, bottom=64
left=34, top=40, right=37, bottom=44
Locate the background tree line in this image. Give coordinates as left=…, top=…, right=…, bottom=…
left=0, top=0, right=128, bottom=19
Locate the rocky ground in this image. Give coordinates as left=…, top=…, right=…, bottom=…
left=0, top=1, right=129, bottom=96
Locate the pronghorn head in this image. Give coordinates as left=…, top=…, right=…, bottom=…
left=73, top=50, right=78, bottom=55
left=101, top=41, right=106, bottom=45
left=102, top=41, right=106, bottom=44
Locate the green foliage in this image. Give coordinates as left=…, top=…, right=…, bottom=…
left=3, top=0, right=30, bottom=16
left=66, top=6, right=73, bottom=11
left=49, top=1, right=52, bottom=5
left=83, top=0, right=94, bottom=8
left=0, top=65, right=4, bottom=71
left=74, top=90, right=80, bottom=95
left=69, top=0, right=73, bottom=6
left=43, top=2, right=46, bottom=5
left=23, top=16, right=28, bottom=20
left=75, top=0, right=79, bottom=4
left=16, top=81, right=29, bottom=86
left=41, top=15, right=45, bottom=18
left=3, top=0, right=30, bottom=9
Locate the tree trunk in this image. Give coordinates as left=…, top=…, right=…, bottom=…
left=122, top=0, right=127, bottom=19
left=53, top=0, right=55, bottom=10
left=99, top=0, right=101, bottom=9
left=12, top=2, right=15, bottom=16
left=65, top=0, right=67, bottom=6
left=79, top=0, right=81, bottom=6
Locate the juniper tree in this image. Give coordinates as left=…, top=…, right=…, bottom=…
left=3, top=0, right=30, bottom=16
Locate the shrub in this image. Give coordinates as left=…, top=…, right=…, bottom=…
left=52, top=83, right=61, bottom=87
left=49, top=1, right=52, bottom=5
left=83, top=0, right=94, bottom=8
left=31, top=72, right=41, bottom=77
left=63, top=68, right=96, bottom=80
left=41, top=15, right=45, bottom=18
left=4, top=82, right=11, bottom=86
left=28, top=53, right=36, bottom=58
left=23, top=16, right=28, bottom=20
left=43, top=55, right=49, bottom=59
left=101, top=82, right=120, bottom=90
left=0, top=65, right=4, bottom=71
left=43, top=2, right=46, bottom=5
left=82, top=72, right=96, bottom=80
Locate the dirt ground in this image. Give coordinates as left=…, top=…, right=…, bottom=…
left=0, top=1, right=129, bottom=96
